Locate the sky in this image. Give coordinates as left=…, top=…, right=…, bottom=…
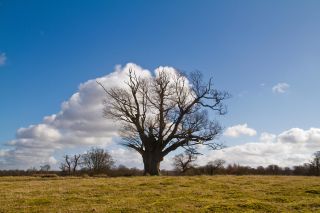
left=1, top=0, right=320, bottom=170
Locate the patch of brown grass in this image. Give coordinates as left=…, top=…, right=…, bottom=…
left=0, top=175, right=319, bottom=212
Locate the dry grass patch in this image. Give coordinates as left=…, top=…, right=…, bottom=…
left=0, top=176, right=319, bottom=212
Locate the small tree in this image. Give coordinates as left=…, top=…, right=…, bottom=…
left=309, top=151, right=320, bottom=176
left=71, top=154, right=81, bottom=173
left=60, top=154, right=81, bottom=175
left=172, top=151, right=197, bottom=174
left=266, top=165, right=281, bottom=175
left=27, top=167, right=38, bottom=172
left=82, top=147, right=114, bottom=174
left=206, top=159, right=226, bottom=175
left=60, top=155, right=71, bottom=174
left=98, top=68, right=229, bottom=175
left=40, top=164, right=50, bottom=172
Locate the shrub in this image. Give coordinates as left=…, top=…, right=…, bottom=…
left=33, top=173, right=59, bottom=178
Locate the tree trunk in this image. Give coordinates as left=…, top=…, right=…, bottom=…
left=142, top=151, right=162, bottom=176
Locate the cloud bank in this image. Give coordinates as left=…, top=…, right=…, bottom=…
left=198, top=128, right=320, bottom=168
left=0, top=63, right=150, bottom=169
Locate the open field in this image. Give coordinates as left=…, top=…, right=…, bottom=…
left=0, top=176, right=320, bottom=212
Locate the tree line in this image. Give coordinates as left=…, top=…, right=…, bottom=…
left=171, top=151, right=320, bottom=176
left=0, top=149, right=319, bottom=177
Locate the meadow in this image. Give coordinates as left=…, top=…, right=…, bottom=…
left=0, top=175, right=320, bottom=212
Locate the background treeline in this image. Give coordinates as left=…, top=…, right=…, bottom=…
left=0, top=148, right=319, bottom=177
left=170, top=150, right=320, bottom=176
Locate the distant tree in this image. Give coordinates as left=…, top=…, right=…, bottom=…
left=27, top=167, right=38, bottom=172
left=283, top=167, right=293, bottom=176
left=224, top=164, right=252, bottom=175
left=71, top=154, right=81, bottom=173
left=117, top=164, right=129, bottom=172
left=293, top=164, right=309, bottom=176
left=60, top=154, right=81, bottom=175
left=98, top=69, right=229, bottom=175
left=309, top=151, right=320, bottom=176
left=82, top=147, right=114, bottom=174
left=172, top=151, right=197, bottom=174
left=266, top=165, right=281, bottom=175
left=256, top=166, right=265, bottom=175
left=111, top=164, right=141, bottom=177
left=206, top=159, right=226, bottom=175
left=60, top=155, right=71, bottom=174
left=40, top=164, right=50, bottom=172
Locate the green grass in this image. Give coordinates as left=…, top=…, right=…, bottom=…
left=0, top=176, right=320, bottom=212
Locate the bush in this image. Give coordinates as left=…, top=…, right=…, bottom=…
left=92, top=174, right=108, bottom=178
left=33, top=173, right=59, bottom=178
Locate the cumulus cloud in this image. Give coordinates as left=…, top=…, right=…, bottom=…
left=196, top=127, right=320, bottom=168
left=224, top=123, right=257, bottom=138
left=259, top=132, right=276, bottom=143
left=0, top=63, right=151, bottom=169
left=0, top=52, right=6, bottom=66
left=272, top=82, right=290, bottom=93
left=110, top=148, right=142, bottom=168
left=0, top=63, right=195, bottom=170
left=278, top=128, right=309, bottom=143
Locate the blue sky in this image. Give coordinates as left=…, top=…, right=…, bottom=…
left=1, top=1, right=320, bottom=169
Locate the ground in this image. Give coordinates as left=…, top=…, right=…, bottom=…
left=0, top=175, right=320, bottom=212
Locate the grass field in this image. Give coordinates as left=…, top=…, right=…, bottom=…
left=0, top=176, right=320, bottom=212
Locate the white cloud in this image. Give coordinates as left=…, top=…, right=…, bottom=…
left=0, top=63, right=191, bottom=170
left=272, top=82, right=290, bottom=93
left=17, top=124, right=62, bottom=142
left=224, top=123, right=257, bottom=138
left=0, top=63, right=151, bottom=169
left=196, top=127, right=320, bottom=168
left=277, top=128, right=309, bottom=143
left=110, top=148, right=142, bottom=168
left=259, top=132, right=276, bottom=143
left=48, top=156, right=58, bottom=165
left=0, top=52, right=6, bottom=66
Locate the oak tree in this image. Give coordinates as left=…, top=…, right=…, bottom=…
left=98, top=68, right=229, bottom=175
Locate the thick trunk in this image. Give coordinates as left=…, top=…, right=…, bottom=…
left=142, top=151, right=162, bottom=176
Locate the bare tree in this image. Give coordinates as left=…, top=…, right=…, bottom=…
left=310, top=151, right=320, bottom=176
left=206, top=159, right=226, bottom=175
left=60, top=155, right=71, bottom=174
left=40, top=164, right=50, bottom=172
left=60, top=154, right=81, bottom=175
left=72, top=154, right=81, bottom=173
left=82, top=147, right=114, bottom=174
left=173, top=151, right=197, bottom=173
left=98, top=69, right=229, bottom=175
